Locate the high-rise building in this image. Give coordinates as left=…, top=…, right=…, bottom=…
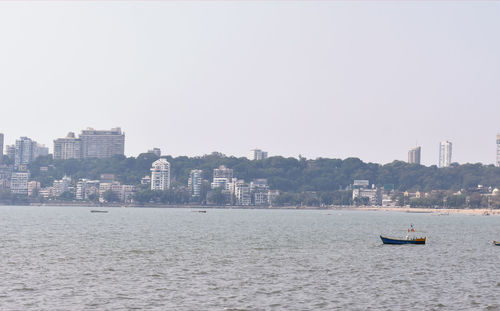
left=496, top=134, right=500, bottom=167
left=439, top=141, right=452, bottom=168
left=408, top=146, right=421, bottom=165
left=34, top=143, right=49, bottom=158
left=79, top=127, right=125, bottom=159
left=15, top=137, right=36, bottom=166
left=211, top=165, right=234, bottom=189
left=151, top=158, right=170, bottom=191
left=188, top=169, right=203, bottom=197
left=0, top=133, right=3, bottom=163
left=250, top=149, right=268, bottom=161
left=6, top=145, right=16, bottom=161
left=54, top=132, right=82, bottom=160
left=148, top=148, right=161, bottom=157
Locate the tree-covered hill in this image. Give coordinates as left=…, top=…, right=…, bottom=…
left=27, top=152, right=500, bottom=192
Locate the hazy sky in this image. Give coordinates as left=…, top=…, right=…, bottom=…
left=0, top=1, right=499, bottom=166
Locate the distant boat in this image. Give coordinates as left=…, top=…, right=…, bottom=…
left=90, top=210, right=108, bottom=213
left=198, top=210, right=207, bottom=213
left=380, top=235, right=426, bottom=245
left=494, top=241, right=500, bottom=246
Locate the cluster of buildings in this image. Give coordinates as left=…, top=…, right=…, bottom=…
left=209, top=165, right=279, bottom=205
left=143, top=159, right=279, bottom=206
left=53, top=128, right=125, bottom=160
left=407, top=140, right=464, bottom=168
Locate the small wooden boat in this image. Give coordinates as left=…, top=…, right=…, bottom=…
left=90, top=210, right=108, bottom=213
left=494, top=241, right=500, bottom=246
left=380, top=235, right=426, bottom=245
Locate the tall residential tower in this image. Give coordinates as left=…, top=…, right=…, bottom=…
left=439, top=141, right=452, bottom=168
left=408, top=146, right=421, bottom=165
left=151, top=158, right=171, bottom=191
left=496, top=134, right=500, bottom=167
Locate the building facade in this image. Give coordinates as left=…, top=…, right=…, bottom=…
left=211, top=165, right=234, bottom=189
left=10, top=171, right=29, bottom=195
left=234, top=180, right=251, bottom=206
left=408, top=146, right=421, bottom=164
left=188, top=169, right=203, bottom=197
left=0, top=133, right=3, bottom=163
left=497, top=134, right=500, bottom=167
left=151, top=158, right=171, bottom=191
left=15, top=137, right=36, bottom=167
left=250, top=149, right=268, bottom=161
left=54, top=132, right=82, bottom=160
left=80, top=127, right=125, bottom=159
left=439, top=141, right=452, bottom=168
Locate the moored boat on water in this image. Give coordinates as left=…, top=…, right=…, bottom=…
left=381, top=224, right=426, bottom=245
left=494, top=241, right=500, bottom=246
left=380, top=235, right=426, bottom=245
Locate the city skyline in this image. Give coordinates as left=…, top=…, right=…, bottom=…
left=0, top=2, right=499, bottom=166
left=1, top=129, right=500, bottom=167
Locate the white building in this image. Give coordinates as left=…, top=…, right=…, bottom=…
left=211, top=165, right=233, bottom=189
left=234, top=180, right=251, bottom=206
left=188, top=169, right=203, bottom=197
left=250, top=149, right=268, bottom=161
left=53, top=132, right=82, bottom=160
left=76, top=179, right=100, bottom=200
left=439, top=141, right=452, bottom=168
left=151, top=158, right=171, bottom=191
left=53, top=176, right=71, bottom=197
left=10, top=171, right=29, bottom=195
left=496, top=134, right=500, bottom=167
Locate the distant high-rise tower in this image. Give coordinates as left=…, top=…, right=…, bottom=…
left=54, top=132, right=82, bottom=160
left=15, top=137, right=36, bottom=167
left=151, top=158, right=170, bottom=191
left=408, top=146, right=421, bottom=165
left=188, top=169, right=203, bottom=197
left=0, top=133, right=3, bottom=163
left=439, top=141, right=452, bottom=168
left=79, top=127, right=125, bottom=159
left=496, top=134, right=500, bottom=167
left=250, top=149, right=268, bottom=161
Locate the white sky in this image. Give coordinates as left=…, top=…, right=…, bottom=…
left=0, top=1, right=499, bottom=166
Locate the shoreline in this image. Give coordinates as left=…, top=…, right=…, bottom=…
left=0, top=203, right=492, bottom=215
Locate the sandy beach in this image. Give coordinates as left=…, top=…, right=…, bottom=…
left=341, top=206, right=500, bottom=215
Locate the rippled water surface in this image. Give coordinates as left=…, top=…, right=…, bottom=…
left=1, top=206, right=500, bottom=310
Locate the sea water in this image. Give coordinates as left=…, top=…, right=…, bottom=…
left=0, top=206, right=499, bottom=310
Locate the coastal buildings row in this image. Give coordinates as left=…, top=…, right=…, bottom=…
left=208, top=165, right=279, bottom=206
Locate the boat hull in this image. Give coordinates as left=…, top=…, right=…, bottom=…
left=494, top=241, right=500, bottom=246
left=380, top=235, right=426, bottom=245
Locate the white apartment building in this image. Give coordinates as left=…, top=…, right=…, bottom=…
left=53, top=132, right=82, bottom=160
left=234, top=180, right=251, bottom=206
left=250, top=149, right=268, bottom=161
left=188, top=169, right=203, bottom=197
left=439, top=141, right=452, bottom=168
left=151, top=158, right=170, bottom=191
left=211, top=165, right=233, bottom=189
left=496, top=134, right=500, bottom=167
left=10, top=172, right=29, bottom=195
